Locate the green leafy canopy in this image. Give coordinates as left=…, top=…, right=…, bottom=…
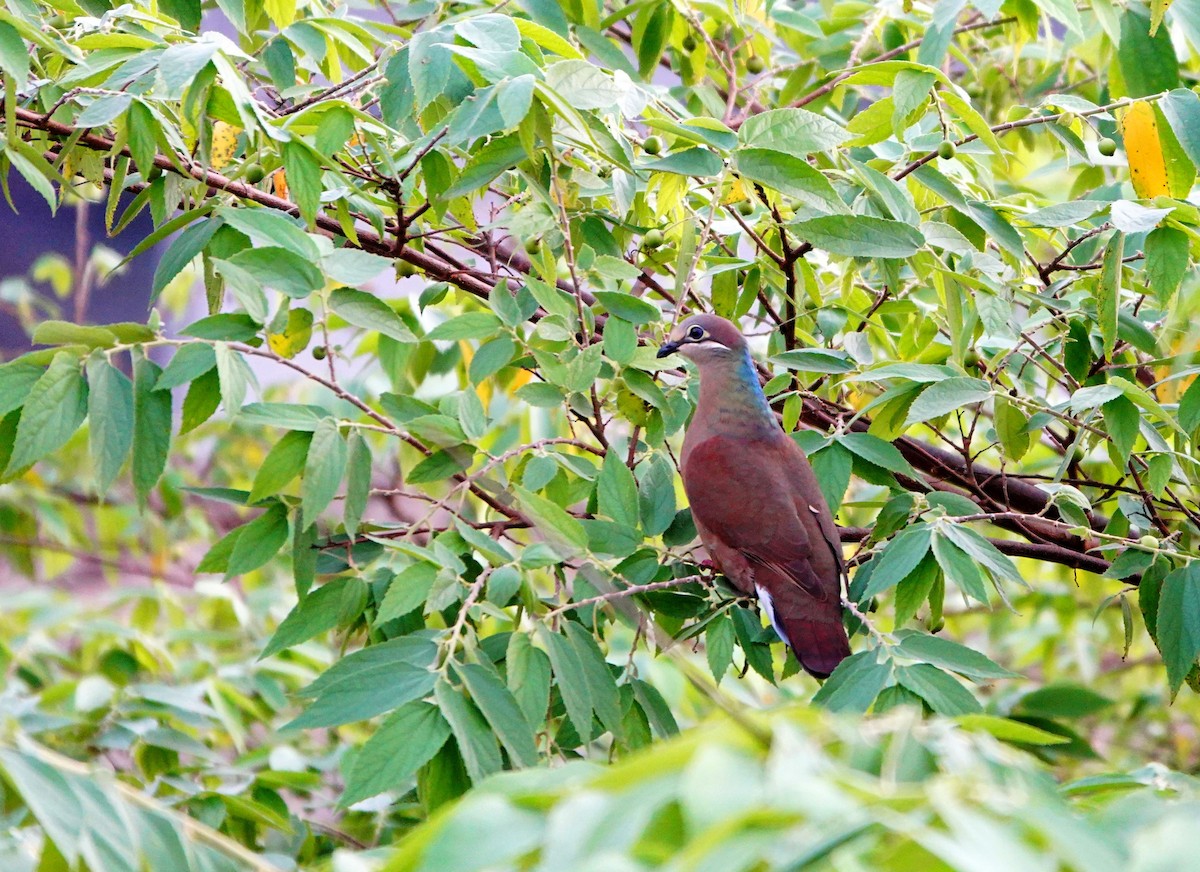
left=3, top=0, right=1200, bottom=868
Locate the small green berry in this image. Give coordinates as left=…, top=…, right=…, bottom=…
left=244, top=163, right=265, bottom=183
left=1098, top=137, right=1118, bottom=157
left=1139, top=534, right=1160, bottom=550
left=524, top=237, right=540, bottom=254
left=736, top=199, right=754, bottom=216
left=746, top=55, right=765, bottom=74
left=937, top=140, right=956, bottom=160
left=643, top=228, right=665, bottom=248
left=681, top=34, right=697, bottom=52
left=312, top=346, right=327, bottom=360
left=642, top=135, right=663, bottom=155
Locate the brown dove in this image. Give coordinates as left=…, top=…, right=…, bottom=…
left=657, top=314, right=851, bottom=678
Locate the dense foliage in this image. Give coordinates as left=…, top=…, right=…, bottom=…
left=3, top=0, right=1200, bottom=867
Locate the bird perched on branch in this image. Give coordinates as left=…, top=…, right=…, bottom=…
left=657, top=314, right=851, bottom=679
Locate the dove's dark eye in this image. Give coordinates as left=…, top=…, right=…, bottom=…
left=687, top=325, right=705, bottom=340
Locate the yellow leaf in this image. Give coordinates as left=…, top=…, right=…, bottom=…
left=263, top=0, right=296, bottom=29
left=1150, top=0, right=1174, bottom=36
left=266, top=308, right=314, bottom=358
left=272, top=168, right=288, bottom=199
left=210, top=121, right=242, bottom=171
left=722, top=178, right=748, bottom=205
left=1119, top=102, right=1171, bottom=198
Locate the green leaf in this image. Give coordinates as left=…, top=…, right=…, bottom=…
left=444, top=135, right=524, bottom=198
left=931, top=534, right=989, bottom=604
left=160, top=0, right=200, bottom=30
left=341, top=702, right=451, bottom=806
left=329, top=287, right=418, bottom=342
left=86, top=358, right=134, bottom=493
left=513, top=484, right=587, bottom=557
left=956, top=714, right=1071, bottom=746
left=1018, top=201, right=1107, bottom=228
left=1097, top=231, right=1123, bottom=360
left=218, top=208, right=320, bottom=260
left=993, top=395, right=1030, bottom=462
left=427, top=312, right=503, bottom=341
left=214, top=343, right=253, bottom=414
left=591, top=291, right=660, bottom=325
left=940, top=524, right=1023, bottom=586
left=282, top=140, right=322, bottom=225
left=287, top=635, right=439, bottom=729
left=904, top=377, right=991, bottom=425
left=737, top=107, right=851, bottom=156
left=896, top=664, right=982, bottom=715
left=181, top=368, right=221, bottom=434
left=0, top=22, right=29, bottom=90
left=228, top=247, right=325, bottom=298
left=0, top=361, right=42, bottom=417
left=812, top=651, right=892, bottom=713
left=249, top=430, right=312, bottom=503
left=132, top=356, right=172, bottom=508
left=893, top=554, right=939, bottom=627
left=1144, top=226, right=1189, bottom=305
left=344, top=431, right=371, bottom=537
left=181, top=313, right=261, bottom=341
left=453, top=662, right=538, bottom=767
left=895, top=631, right=1018, bottom=680
left=6, top=146, right=57, bottom=213
left=32, top=321, right=118, bottom=348
left=156, top=343, right=217, bottom=390
left=152, top=219, right=219, bottom=300
left=226, top=503, right=290, bottom=576
left=485, top=564, right=522, bottom=605
left=434, top=679, right=503, bottom=783
left=301, top=417, right=347, bottom=529
left=770, top=349, right=854, bottom=373
left=6, top=353, right=87, bottom=475
left=516, top=382, right=565, bottom=408
left=597, top=451, right=639, bottom=528
left=75, top=92, right=134, bottom=127
left=377, top=563, right=438, bottom=622
left=637, top=454, right=676, bottom=537
left=1156, top=565, right=1200, bottom=695
left=408, top=448, right=472, bottom=484
left=836, top=432, right=918, bottom=478
left=1117, top=7, right=1178, bottom=98
left=489, top=282, right=525, bottom=327
left=706, top=613, right=735, bottom=683
left=1160, top=88, right=1200, bottom=168
left=261, top=577, right=368, bottom=658
left=564, top=621, right=623, bottom=739
left=506, top=632, right=552, bottom=726
left=790, top=215, right=924, bottom=258
left=640, top=148, right=723, bottom=177
left=538, top=626, right=593, bottom=743
left=239, top=402, right=332, bottom=431
left=1015, top=684, right=1114, bottom=719
left=862, top=527, right=931, bottom=598
left=808, top=443, right=851, bottom=511
left=1102, top=395, right=1139, bottom=465
left=734, top=149, right=847, bottom=214
left=468, top=336, right=516, bottom=383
